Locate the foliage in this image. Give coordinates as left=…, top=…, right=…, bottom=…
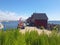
left=0, top=28, right=60, bottom=45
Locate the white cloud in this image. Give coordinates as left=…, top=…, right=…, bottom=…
left=0, top=10, right=27, bottom=21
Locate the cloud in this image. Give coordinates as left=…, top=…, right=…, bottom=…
left=0, top=10, right=27, bottom=21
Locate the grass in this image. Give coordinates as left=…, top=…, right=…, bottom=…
left=0, top=28, right=60, bottom=45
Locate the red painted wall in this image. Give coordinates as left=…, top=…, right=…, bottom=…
left=34, top=20, right=47, bottom=28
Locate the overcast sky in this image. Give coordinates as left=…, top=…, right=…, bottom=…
left=0, top=0, right=60, bottom=21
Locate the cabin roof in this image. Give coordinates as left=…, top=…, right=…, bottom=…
left=32, top=13, right=48, bottom=20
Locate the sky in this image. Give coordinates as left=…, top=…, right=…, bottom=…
left=0, top=0, right=60, bottom=21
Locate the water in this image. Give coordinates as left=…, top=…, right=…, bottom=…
left=48, top=21, right=60, bottom=25
left=1, top=21, right=60, bottom=30
left=1, top=21, right=18, bottom=30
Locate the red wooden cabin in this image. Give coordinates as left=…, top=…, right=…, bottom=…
left=26, top=13, right=48, bottom=28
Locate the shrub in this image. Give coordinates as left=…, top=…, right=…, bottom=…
left=36, top=26, right=44, bottom=29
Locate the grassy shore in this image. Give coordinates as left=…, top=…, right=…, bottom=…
left=0, top=28, right=60, bottom=45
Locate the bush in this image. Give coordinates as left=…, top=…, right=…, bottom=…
left=40, top=26, right=45, bottom=30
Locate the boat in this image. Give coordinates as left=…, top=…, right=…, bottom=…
left=0, top=23, right=4, bottom=30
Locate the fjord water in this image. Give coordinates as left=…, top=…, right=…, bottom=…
left=48, top=21, right=60, bottom=24
left=1, top=21, right=60, bottom=30
left=2, top=21, right=18, bottom=30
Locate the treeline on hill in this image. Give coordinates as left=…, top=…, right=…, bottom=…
left=0, top=28, right=60, bottom=45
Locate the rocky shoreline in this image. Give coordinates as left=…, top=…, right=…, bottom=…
left=47, top=23, right=60, bottom=30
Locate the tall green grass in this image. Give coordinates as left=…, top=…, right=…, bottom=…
left=0, top=28, right=60, bottom=45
